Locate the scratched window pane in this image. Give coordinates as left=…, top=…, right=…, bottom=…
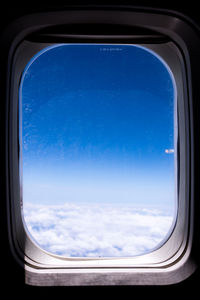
left=20, top=44, right=177, bottom=257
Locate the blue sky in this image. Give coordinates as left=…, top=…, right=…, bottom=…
left=20, top=44, right=176, bottom=209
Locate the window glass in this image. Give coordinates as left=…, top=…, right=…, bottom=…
left=20, top=44, right=176, bottom=257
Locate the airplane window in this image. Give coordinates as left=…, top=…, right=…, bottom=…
left=20, top=44, right=177, bottom=258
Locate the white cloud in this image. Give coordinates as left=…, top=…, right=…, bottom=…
left=23, top=202, right=175, bottom=257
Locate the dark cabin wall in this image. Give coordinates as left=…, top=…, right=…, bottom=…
left=0, top=0, right=199, bottom=296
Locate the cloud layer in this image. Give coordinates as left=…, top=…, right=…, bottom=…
left=23, top=202, right=175, bottom=257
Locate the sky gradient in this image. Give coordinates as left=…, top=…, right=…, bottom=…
left=21, top=44, right=176, bottom=205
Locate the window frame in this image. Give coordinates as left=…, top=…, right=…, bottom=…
left=5, top=7, right=199, bottom=286
left=17, top=40, right=180, bottom=264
